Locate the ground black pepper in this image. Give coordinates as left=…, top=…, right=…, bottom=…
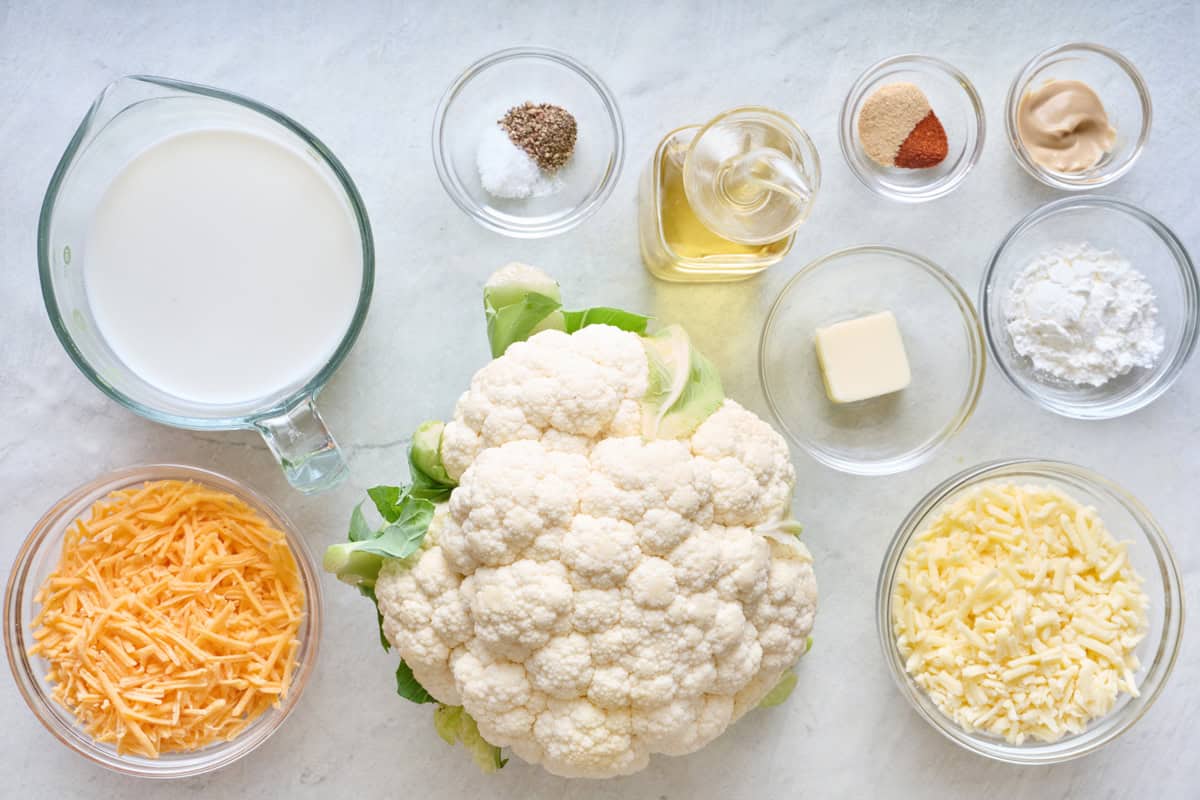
left=499, top=102, right=577, bottom=172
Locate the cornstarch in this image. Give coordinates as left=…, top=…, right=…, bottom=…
left=1004, top=243, right=1163, bottom=387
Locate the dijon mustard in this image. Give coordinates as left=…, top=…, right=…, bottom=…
left=1017, top=79, right=1116, bottom=173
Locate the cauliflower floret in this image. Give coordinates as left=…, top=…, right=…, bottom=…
left=438, top=441, right=588, bottom=572
left=561, top=515, right=641, bottom=590
left=375, top=551, right=467, bottom=705
left=531, top=699, right=646, bottom=779
left=462, top=559, right=574, bottom=661
left=527, top=633, right=594, bottom=698
left=374, top=327, right=818, bottom=779
left=583, top=437, right=714, bottom=529
left=691, top=400, right=795, bottom=526
left=441, top=326, right=649, bottom=481
left=632, top=694, right=733, bottom=756
left=451, top=646, right=544, bottom=743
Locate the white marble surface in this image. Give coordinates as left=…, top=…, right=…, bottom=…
left=2, top=1, right=1197, bottom=797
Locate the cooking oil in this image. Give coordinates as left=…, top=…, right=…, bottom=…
left=638, top=108, right=819, bottom=282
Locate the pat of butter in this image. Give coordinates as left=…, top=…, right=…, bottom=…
left=814, top=311, right=911, bottom=404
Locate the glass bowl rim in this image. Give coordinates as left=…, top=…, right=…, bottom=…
left=838, top=53, right=986, bottom=203
left=1003, top=41, right=1151, bottom=190
left=759, top=244, right=986, bottom=475
left=874, top=457, right=1185, bottom=764
left=430, top=45, right=625, bottom=239
left=37, top=74, right=376, bottom=431
left=3, top=463, right=323, bottom=779
left=979, top=195, right=1199, bottom=420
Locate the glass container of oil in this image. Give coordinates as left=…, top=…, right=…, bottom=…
left=639, top=106, right=820, bottom=282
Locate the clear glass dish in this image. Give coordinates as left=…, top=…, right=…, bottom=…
left=4, top=464, right=322, bottom=779
left=432, top=46, right=623, bottom=238
left=1006, top=43, right=1151, bottom=190
left=840, top=55, right=985, bottom=202
left=876, top=459, right=1184, bottom=764
left=759, top=246, right=985, bottom=475
left=981, top=197, right=1197, bottom=419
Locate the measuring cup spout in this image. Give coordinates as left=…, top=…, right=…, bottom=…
left=79, top=76, right=168, bottom=139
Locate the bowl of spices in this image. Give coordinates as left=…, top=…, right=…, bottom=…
left=878, top=459, right=1183, bottom=764
left=4, top=464, right=321, bottom=777
left=982, top=196, right=1198, bottom=419
left=840, top=55, right=985, bottom=202
left=432, top=46, right=624, bottom=238
left=1006, top=43, right=1151, bottom=190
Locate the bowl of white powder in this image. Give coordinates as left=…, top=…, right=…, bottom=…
left=981, top=197, right=1197, bottom=419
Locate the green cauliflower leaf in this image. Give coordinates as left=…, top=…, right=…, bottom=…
left=433, top=704, right=508, bottom=773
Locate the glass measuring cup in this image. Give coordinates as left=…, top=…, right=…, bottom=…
left=38, top=76, right=374, bottom=494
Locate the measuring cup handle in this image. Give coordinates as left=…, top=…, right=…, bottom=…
left=254, top=395, right=349, bottom=494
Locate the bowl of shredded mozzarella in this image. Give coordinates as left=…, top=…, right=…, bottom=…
left=981, top=196, right=1198, bottom=419
left=877, top=459, right=1183, bottom=764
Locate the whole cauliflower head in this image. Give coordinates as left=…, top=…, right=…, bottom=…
left=375, top=325, right=817, bottom=778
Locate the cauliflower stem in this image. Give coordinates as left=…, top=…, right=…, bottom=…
left=484, top=262, right=650, bottom=357
left=322, top=495, right=434, bottom=589
left=406, top=421, right=456, bottom=498
left=757, top=670, right=798, bottom=708
left=434, top=705, right=509, bottom=773
left=323, top=420, right=458, bottom=592
left=757, top=637, right=814, bottom=709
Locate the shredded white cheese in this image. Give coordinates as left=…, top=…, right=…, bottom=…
left=892, top=482, right=1148, bottom=744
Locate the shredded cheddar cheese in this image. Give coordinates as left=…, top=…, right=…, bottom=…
left=892, top=482, right=1148, bottom=744
left=29, top=480, right=305, bottom=757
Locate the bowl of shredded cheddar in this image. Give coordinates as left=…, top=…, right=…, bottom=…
left=3, top=465, right=321, bottom=778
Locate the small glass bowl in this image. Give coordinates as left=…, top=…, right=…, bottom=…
left=840, top=55, right=985, bottom=202
left=981, top=197, right=1198, bottom=419
left=759, top=246, right=985, bottom=475
left=432, top=46, right=624, bottom=238
left=1006, top=43, right=1151, bottom=190
left=4, top=464, right=322, bottom=778
left=877, top=459, right=1184, bottom=764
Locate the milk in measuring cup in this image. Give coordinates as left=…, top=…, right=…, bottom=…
left=84, top=129, right=362, bottom=405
